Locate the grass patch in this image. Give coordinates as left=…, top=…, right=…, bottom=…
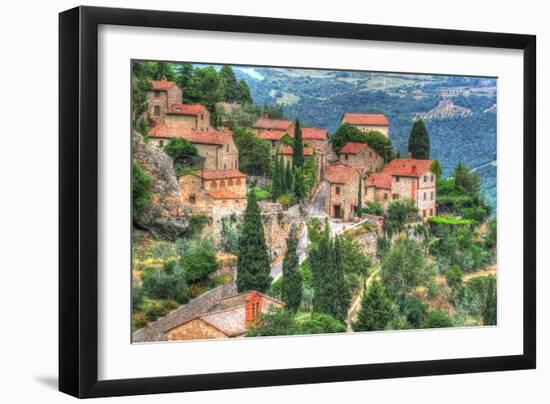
left=428, top=216, right=475, bottom=225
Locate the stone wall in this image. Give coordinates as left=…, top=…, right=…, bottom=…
left=164, top=113, right=197, bottom=129
left=247, top=175, right=272, bottom=189
left=354, top=229, right=380, bottom=256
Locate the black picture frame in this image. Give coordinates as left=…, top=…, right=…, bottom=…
left=59, top=5, right=536, bottom=398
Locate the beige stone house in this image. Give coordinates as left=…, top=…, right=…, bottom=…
left=324, top=162, right=361, bottom=221
left=341, top=113, right=389, bottom=137
left=133, top=285, right=285, bottom=342
left=178, top=168, right=247, bottom=209
left=302, top=128, right=330, bottom=178
left=148, top=125, right=239, bottom=171
left=164, top=103, right=212, bottom=130
left=147, top=76, right=183, bottom=125
left=252, top=112, right=294, bottom=143
left=365, top=159, right=436, bottom=220
left=279, top=146, right=314, bottom=165
left=338, top=142, right=384, bottom=175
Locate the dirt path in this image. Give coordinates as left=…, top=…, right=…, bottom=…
left=346, top=266, right=380, bottom=331
left=464, top=263, right=497, bottom=282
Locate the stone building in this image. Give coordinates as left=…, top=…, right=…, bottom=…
left=178, top=168, right=247, bottom=209
left=365, top=159, right=436, bottom=220
left=324, top=162, right=361, bottom=221
left=279, top=146, right=314, bottom=165
left=302, top=128, right=330, bottom=178
left=338, top=142, right=384, bottom=175
left=148, top=125, right=239, bottom=171
left=252, top=112, right=294, bottom=143
left=164, top=103, right=212, bottom=130
left=133, top=284, right=285, bottom=342
left=340, top=113, right=389, bottom=137
left=147, top=76, right=183, bottom=125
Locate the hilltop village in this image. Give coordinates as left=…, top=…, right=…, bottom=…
left=132, top=65, right=497, bottom=342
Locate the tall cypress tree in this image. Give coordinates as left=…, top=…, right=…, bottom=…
left=272, top=152, right=281, bottom=201
left=310, top=220, right=333, bottom=315
left=293, top=167, right=307, bottom=202
left=284, top=160, right=293, bottom=195
left=408, top=119, right=430, bottom=159
left=330, top=236, right=352, bottom=322
left=237, top=191, right=272, bottom=292
left=220, top=65, right=238, bottom=102
left=292, top=120, right=305, bottom=167
left=281, top=226, right=302, bottom=311
left=357, top=177, right=363, bottom=217
left=352, top=278, right=394, bottom=331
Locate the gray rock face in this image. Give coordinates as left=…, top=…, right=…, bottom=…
left=132, top=131, right=187, bottom=240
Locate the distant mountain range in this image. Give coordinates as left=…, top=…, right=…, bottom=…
left=234, top=67, right=497, bottom=209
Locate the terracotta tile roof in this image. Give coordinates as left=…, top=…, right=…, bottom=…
left=325, top=162, right=358, bottom=184
left=205, top=190, right=245, bottom=200
left=365, top=172, right=392, bottom=189
left=339, top=142, right=369, bottom=154
left=168, top=104, right=207, bottom=116
left=151, top=78, right=177, bottom=91
left=382, top=158, right=434, bottom=177
left=149, top=125, right=232, bottom=146
left=257, top=131, right=286, bottom=141
left=199, top=307, right=247, bottom=337
left=193, top=169, right=246, bottom=180
left=279, top=146, right=313, bottom=156
left=342, top=113, right=389, bottom=126
left=302, top=127, right=329, bottom=140
left=252, top=117, right=294, bottom=131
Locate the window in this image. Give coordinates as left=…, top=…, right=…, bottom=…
left=423, top=209, right=426, bottom=217
left=335, top=186, right=340, bottom=195
left=384, top=193, right=388, bottom=200
left=424, top=175, right=428, bottom=182
left=154, top=105, right=160, bottom=116
left=431, top=175, right=434, bottom=182
left=228, top=179, right=234, bottom=186
left=220, top=180, right=226, bottom=187
left=395, top=176, right=400, bottom=182
left=210, top=181, right=217, bottom=188
left=369, top=151, right=372, bottom=157
left=189, top=194, right=196, bottom=204
left=431, top=191, right=434, bottom=200
left=344, top=154, right=348, bottom=160
left=158, top=140, right=164, bottom=148
left=392, top=193, right=399, bottom=200
left=224, top=163, right=227, bottom=169
left=201, top=113, right=204, bottom=120
left=430, top=208, right=434, bottom=216
left=235, top=179, right=242, bottom=185
left=226, top=144, right=229, bottom=152
left=424, top=192, right=427, bottom=201
left=154, top=90, right=160, bottom=98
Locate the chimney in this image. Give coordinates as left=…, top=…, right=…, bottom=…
left=245, top=292, right=263, bottom=328
left=263, top=111, right=269, bottom=119
left=406, top=152, right=412, bottom=159
left=412, top=165, right=417, bottom=174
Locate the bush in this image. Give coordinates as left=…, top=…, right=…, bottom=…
left=298, top=313, right=346, bottom=334
left=446, top=265, right=464, bottom=289
left=142, top=299, right=178, bottom=322
left=398, top=295, right=428, bottom=329
left=384, top=199, right=420, bottom=235
left=364, top=201, right=384, bottom=216
left=423, top=310, right=453, bottom=328
left=164, top=137, right=197, bottom=161
left=183, top=215, right=210, bottom=239
left=132, top=283, right=145, bottom=310
left=132, top=313, right=149, bottom=330
left=246, top=308, right=297, bottom=337
left=180, top=238, right=218, bottom=283
left=252, top=187, right=272, bottom=201
left=141, top=261, right=189, bottom=304
left=276, top=194, right=292, bottom=208
left=132, top=161, right=152, bottom=221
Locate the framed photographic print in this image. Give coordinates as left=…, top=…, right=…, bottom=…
left=59, top=6, right=536, bottom=398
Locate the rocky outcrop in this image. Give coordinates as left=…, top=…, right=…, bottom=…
left=414, top=99, right=472, bottom=121
left=132, top=131, right=187, bottom=240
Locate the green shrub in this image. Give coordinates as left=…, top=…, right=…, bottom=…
left=423, top=310, right=453, bottom=328
left=253, top=187, right=272, bottom=201
left=132, top=161, right=152, bottom=221
left=276, top=194, right=292, bottom=208
left=364, top=201, right=384, bottom=216
left=132, top=313, right=149, bottom=330
left=398, top=295, right=428, bottom=329
left=164, top=137, right=197, bottom=161
left=142, top=299, right=178, bottom=322
left=446, top=265, right=464, bottom=289
left=298, top=313, right=346, bottom=334
left=180, top=239, right=218, bottom=282
left=141, top=261, right=189, bottom=304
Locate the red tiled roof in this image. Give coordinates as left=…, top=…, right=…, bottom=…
left=151, top=78, right=176, bottom=91
left=168, top=104, right=207, bottom=116
left=302, top=127, right=329, bottom=140
left=382, top=159, right=434, bottom=177
left=365, top=172, right=392, bottom=189
left=325, top=162, right=358, bottom=184
left=149, top=125, right=232, bottom=146
left=252, top=118, right=294, bottom=131
left=339, top=142, right=369, bottom=154
left=279, top=146, right=313, bottom=156
left=205, top=190, right=245, bottom=200
left=257, top=131, right=286, bottom=141
left=199, top=307, right=247, bottom=337
left=193, top=169, right=246, bottom=180
left=342, top=113, right=389, bottom=126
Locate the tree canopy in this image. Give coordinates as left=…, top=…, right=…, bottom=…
left=352, top=278, right=394, bottom=332
left=408, top=119, right=430, bottom=159
left=281, top=227, right=303, bottom=311
left=331, top=123, right=394, bottom=161
left=232, top=128, right=272, bottom=176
